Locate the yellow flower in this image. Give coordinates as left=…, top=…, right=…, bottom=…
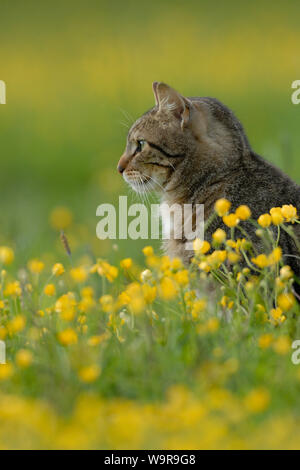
left=227, top=251, right=240, bottom=264
left=174, top=269, right=189, bottom=286
left=78, top=364, right=101, bottom=383
left=251, top=254, right=269, bottom=268
left=236, top=238, right=250, bottom=252
left=281, top=204, right=297, bottom=222
left=28, top=259, right=45, bottom=274
left=244, top=388, right=270, bottom=413
left=215, top=198, right=231, bottom=216
left=81, top=286, right=94, bottom=298
left=142, top=246, right=154, bottom=257
left=4, top=281, right=22, bottom=297
left=277, top=292, right=295, bottom=311
left=212, top=228, right=226, bottom=244
left=50, top=206, right=73, bottom=230
left=268, top=247, right=282, bottom=265
left=193, top=239, right=210, bottom=254
left=44, top=283, right=56, bottom=296
left=88, top=333, right=110, bottom=346
left=235, top=205, right=251, bottom=220
left=171, top=257, right=183, bottom=270
left=270, top=207, right=284, bottom=225
left=220, top=295, right=228, bottom=308
left=99, top=295, right=114, bottom=313
left=142, top=284, right=157, bottom=304
left=97, top=261, right=118, bottom=282
left=273, top=336, right=291, bottom=355
left=15, top=349, right=33, bottom=368
left=7, top=315, right=26, bottom=334
left=226, top=239, right=236, bottom=249
left=0, top=246, right=14, bottom=265
left=160, top=255, right=171, bottom=272
left=207, top=250, right=227, bottom=269
left=198, top=261, right=210, bottom=272
left=159, top=277, right=178, bottom=300
left=78, top=296, right=95, bottom=313
left=52, top=263, right=65, bottom=276
left=279, top=265, right=293, bottom=280
left=55, top=293, right=76, bottom=321
left=223, top=213, right=239, bottom=227
left=70, top=266, right=87, bottom=283
left=270, top=307, right=285, bottom=325
left=0, top=363, right=13, bottom=381
left=191, top=299, right=207, bottom=318
left=124, top=283, right=145, bottom=314
left=120, top=258, right=133, bottom=270
left=257, top=214, right=271, bottom=227
left=58, top=328, right=78, bottom=346
left=258, top=333, right=273, bottom=349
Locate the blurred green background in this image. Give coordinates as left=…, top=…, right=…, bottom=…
left=0, top=0, right=300, bottom=263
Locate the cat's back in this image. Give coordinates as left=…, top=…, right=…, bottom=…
left=223, top=151, right=300, bottom=217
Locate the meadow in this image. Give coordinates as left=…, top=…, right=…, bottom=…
left=1, top=0, right=300, bottom=449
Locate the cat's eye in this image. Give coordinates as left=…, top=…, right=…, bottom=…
left=136, top=139, right=147, bottom=152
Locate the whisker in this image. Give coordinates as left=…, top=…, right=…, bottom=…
left=145, top=174, right=165, bottom=192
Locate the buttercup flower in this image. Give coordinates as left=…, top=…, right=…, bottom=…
left=7, top=315, right=26, bottom=334
left=78, top=364, right=101, bottom=383
left=28, top=259, right=45, bottom=274
left=193, top=239, right=210, bottom=254
left=244, top=388, right=270, bottom=413
left=277, top=292, right=295, bottom=311
left=44, top=284, right=56, bottom=296
left=235, top=205, right=251, bottom=220
left=257, top=214, right=271, bottom=228
left=52, top=263, right=65, bottom=276
left=16, top=349, right=33, bottom=368
left=281, top=204, right=297, bottom=222
left=251, top=254, right=269, bottom=269
left=0, top=246, right=14, bottom=265
left=223, top=213, right=239, bottom=228
left=159, top=277, right=178, bottom=300
left=142, top=246, right=154, bottom=257
left=58, top=328, right=78, bottom=346
left=212, top=229, right=226, bottom=244
left=215, top=198, right=231, bottom=216
left=120, top=258, right=133, bottom=270
left=270, top=207, right=284, bottom=225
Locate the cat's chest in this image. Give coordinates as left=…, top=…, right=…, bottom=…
left=159, top=204, right=192, bottom=264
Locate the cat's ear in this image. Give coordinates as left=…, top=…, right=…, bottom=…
left=152, top=82, right=190, bottom=129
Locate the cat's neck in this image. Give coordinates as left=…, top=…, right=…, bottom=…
left=161, top=155, right=246, bottom=217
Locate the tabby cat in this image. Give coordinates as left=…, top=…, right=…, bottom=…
left=118, top=82, right=300, bottom=288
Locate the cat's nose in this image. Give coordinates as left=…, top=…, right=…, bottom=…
left=117, top=154, right=128, bottom=174
left=117, top=163, right=125, bottom=174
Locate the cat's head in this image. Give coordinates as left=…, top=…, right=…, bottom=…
left=117, top=82, right=250, bottom=195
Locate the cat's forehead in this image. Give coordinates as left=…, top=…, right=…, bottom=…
left=127, top=109, right=170, bottom=142
left=128, top=108, right=165, bottom=138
